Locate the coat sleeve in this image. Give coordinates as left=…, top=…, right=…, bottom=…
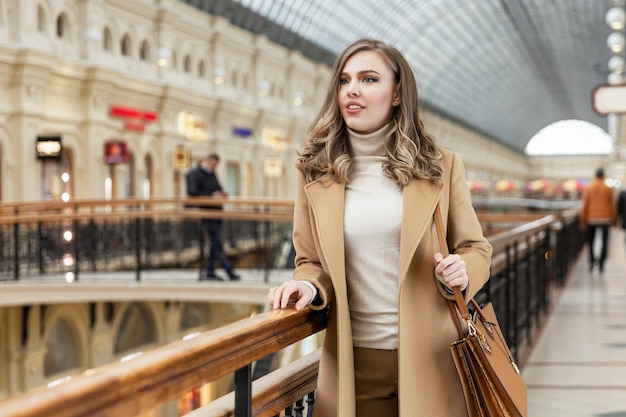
left=291, top=170, right=335, bottom=308
left=186, top=169, right=200, bottom=196
left=445, top=152, right=493, bottom=301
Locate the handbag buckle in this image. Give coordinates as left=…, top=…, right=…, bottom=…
left=467, top=319, right=477, bottom=336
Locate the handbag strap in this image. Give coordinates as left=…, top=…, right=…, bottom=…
left=433, top=204, right=472, bottom=325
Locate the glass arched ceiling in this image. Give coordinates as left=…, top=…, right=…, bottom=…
left=183, top=0, right=614, bottom=153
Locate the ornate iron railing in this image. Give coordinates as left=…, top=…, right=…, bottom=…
left=0, top=197, right=294, bottom=281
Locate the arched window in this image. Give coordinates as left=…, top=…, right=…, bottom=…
left=139, top=40, right=150, bottom=62
left=37, top=5, right=46, bottom=33
left=102, top=27, right=112, bottom=52
left=120, top=33, right=131, bottom=57
left=44, top=318, right=79, bottom=376
left=183, top=54, right=191, bottom=73
left=56, top=13, right=68, bottom=38
left=115, top=303, right=154, bottom=354
left=198, top=60, right=206, bottom=77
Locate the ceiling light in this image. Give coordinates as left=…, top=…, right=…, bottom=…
left=606, top=7, right=626, bottom=30
left=607, top=32, right=626, bottom=53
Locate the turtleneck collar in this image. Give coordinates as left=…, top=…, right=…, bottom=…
left=348, top=124, right=391, bottom=157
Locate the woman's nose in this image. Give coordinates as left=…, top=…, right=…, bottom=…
left=347, top=81, right=359, bottom=96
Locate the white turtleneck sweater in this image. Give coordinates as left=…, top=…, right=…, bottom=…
left=345, top=124, right=402, bottom=350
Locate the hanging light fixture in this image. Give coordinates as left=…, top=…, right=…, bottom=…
left=606, top=2, right=626, bottom=85
left=606, top=7, right=626, bottom=30
left=157, top=47, right=170, bottom=67
left=214, top=68, right=226, bottom=85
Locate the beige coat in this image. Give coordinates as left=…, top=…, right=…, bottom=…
left=292, top=148, right=493, bottom=417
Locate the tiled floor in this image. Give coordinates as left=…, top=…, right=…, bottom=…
left=523, top=228, right=626, bottom=417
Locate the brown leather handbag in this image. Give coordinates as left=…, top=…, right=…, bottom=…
left=434, top=205, right=528, bottom=417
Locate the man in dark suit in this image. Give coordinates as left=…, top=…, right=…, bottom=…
left=187, top=153, right=240, bottom=281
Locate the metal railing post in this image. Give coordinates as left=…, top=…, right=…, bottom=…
left=13, top=219, right=19, bottom=281
left=135, top=216, right=141, bottom=282
left=234, top=364, right=252, bottom=417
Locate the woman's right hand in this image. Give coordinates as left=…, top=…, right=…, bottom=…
left=267, top=280, right=313, bottom=311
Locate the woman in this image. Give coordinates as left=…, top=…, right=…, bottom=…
left=268, top=38, right=492, bottom=417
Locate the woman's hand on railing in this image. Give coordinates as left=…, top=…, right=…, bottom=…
left=268, top=280, right=314, bottom=311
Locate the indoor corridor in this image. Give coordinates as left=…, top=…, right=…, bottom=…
left=524, top=228, right=626, bottom=417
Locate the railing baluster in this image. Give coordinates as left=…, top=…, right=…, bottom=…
left=135, top=216, right=141, bottom=281
left=306, top=392, right=315, bottom=417
left=13, top=211, right=19, bottom=280
left=294, top=398, right=304, bottom=417
left=234, top=364, right=252, bottom=417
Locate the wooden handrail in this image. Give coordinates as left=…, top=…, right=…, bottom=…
left=0, top=208, right=294, bottom=225
left=486, top=214, right=555, bottom=253
left=0, top=197, right=295, bottom=225
left=0, top=196, right=295, bottom=213
left=0, top=308, right=328, bottom=417
left=187, top=351, right=321, bottom=417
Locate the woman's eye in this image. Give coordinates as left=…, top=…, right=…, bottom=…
left=363, top=77, right=377, bottom=83
left=339, top=79, right=349, bottom=85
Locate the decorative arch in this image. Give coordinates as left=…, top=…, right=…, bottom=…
left=112, top=302, right=161, bottom=355
left=42, top=304, right=89, bottom=377
left=138, top=138, right=160, bottom=196
left=139, top=39, right=150, bottom=62
left=144, top=153, right=153, bottom=198
left=102, top=17, right=120, bottom=54
left=183, top=54, right=191, bottom=73
left=120, top=33, right=132, bottom=57
left=198, top=59, right=206, bottom=77
left=102, top=26, right=113, bottom=52
left=36, top=3, right=47, bottom=33
left=55, top=12, right=69, bottom=39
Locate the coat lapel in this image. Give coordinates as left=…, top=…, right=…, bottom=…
left=304, top=178, right=347, bottom=295
left=399, top=179, right=443, bottom=283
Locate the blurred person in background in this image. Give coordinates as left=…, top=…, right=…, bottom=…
left=579, top=167, right=617, bottom=272
left=187, top=153, right=240, bottom=281
left=617, top=185, right=626, bottom=241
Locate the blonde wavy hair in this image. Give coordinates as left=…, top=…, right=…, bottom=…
left=297, top=38, right=442, bottom=187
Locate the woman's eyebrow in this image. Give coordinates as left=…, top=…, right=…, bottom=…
left=340, top=70, right=381, bottom=76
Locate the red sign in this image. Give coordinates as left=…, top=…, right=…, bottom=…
left=110, top=105, right=158, bottom=131
left=104, top=140, right=129, bottom=164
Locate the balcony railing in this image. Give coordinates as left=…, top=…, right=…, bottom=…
left=0, top=198, right=584, bottom=416
left=0, top=197, right=295, bottom=281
